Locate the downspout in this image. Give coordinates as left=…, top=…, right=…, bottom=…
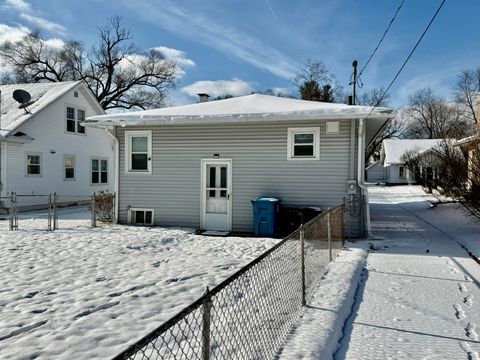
left=105, top=126, right=119, bottom=224
left=357, top=118, right=372, bottom=237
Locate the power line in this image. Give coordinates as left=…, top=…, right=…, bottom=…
left=366, top=0, right=447, bottom=118
left=358, top=0, right=406, bottom=81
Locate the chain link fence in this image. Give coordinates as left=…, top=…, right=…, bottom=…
left=112, top=205, right=345, bottom=360
left=0, top=192, right=115, bottom=231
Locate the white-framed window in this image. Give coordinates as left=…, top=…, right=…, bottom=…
left=326, top=121, right=340, bottom=134
left=128, top=208, right=154, bottom=226
left=125, top=131, right=152, bottom=174
left=66, top=105, right=86, bottom=135
left=64, top=154, right=75, bottom=180
left=287, top=127, right=320, bottom=160
left=399, top=166, right=405, bottom=178
left=26, top=152, right=42, bottom=176
left=91, top=158, right=108, bottom=184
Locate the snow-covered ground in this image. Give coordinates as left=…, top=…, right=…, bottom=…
left=278, top=185, right=480, bottom=360
left=0, top=225, right=278, bottom=359
left=336, top=185, right=480, bottom=359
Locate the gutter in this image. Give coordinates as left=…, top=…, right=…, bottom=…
left=357, top=118, right=372, bottom=238
left=104, top=126, right=119, bottom=223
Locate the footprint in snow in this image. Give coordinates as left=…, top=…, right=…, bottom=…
left=453, top=304, right=465, bottom=320
left=458, top=283, right=468, bottom=293
left=74, top=302, right=120, bottom=319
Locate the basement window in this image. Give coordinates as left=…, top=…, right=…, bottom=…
left=129, top=208, right=154, bottom=226
left=287, top=127, right=320, bottom=160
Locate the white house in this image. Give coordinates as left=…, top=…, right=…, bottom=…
left=0, top=81, right=114, bottom=199
left=379, top=139, right=443, bottom=184
left=85, top=94, right=394, bottom=237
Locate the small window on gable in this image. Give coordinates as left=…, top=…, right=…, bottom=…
left=287, top=127, right=320, bottom=161
left=66, top=106, right=86, bottom=135
left=326, top=121, right=340, bottom=134
left=129, top=208, right=154, bottom=226
left=125, top=131, right=152, bottom=174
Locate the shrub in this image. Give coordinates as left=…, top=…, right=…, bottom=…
left=93, top=191, right=115, bottom=222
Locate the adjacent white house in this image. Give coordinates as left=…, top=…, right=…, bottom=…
left=378, top=139, right=444, bottom=184
left=0, top=81, right=114, bottom=198
left=86, top=94, right=394, bottom=237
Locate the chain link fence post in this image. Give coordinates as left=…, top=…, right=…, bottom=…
left=327, top=210, right=332, bottom=262
left=202, top=286, right=212, bottom=360
left=9, top=192, right=15, bottom=231
left=53, top=192, right=58, bottom=230
left=91, top=192, right=97, bottom=228
left=300, top=228, right=306, bottom=306
left=48, top=193, right=52, bottom=231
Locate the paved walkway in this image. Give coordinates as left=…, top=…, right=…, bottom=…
left=336, top=186, right=480, bottom=360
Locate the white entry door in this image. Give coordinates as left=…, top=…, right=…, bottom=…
left=201, top=159, right=232, bottom=231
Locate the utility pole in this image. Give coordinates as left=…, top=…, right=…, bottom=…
left=351, top=60, right=358, bottom=105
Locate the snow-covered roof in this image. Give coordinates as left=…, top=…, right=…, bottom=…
left=383, top=139, right=444, bottom=165
left=85, top=93, right=394, bottom=127
left=0, top=81, right=81, bottom=137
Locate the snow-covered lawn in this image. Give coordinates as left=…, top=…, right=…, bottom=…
left=0, top=225, right=278, bottom=359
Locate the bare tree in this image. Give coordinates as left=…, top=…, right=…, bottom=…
left=292, top=59, right=344, bottom=103
left=455, top=67, right=480, bottom=125
left=0, top=17, right=179, bottom=110
left=404, top=88, right=474, bottom=139
left=358, top=88, right=404, bottom=161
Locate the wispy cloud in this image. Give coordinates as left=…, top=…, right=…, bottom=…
left=3, top=0, right=66, bottom=35
left=120, top=0, right=299, bottom=79
left=19, top=13, right=65, bottom=34
left=265, top=0, right=277, bottom=19
left=181, top=78, right=254, bottom=98
left=4, top=0, right=30, bottom=11
left=0, top=23, right=29, bottom=43
left=152, top=46, right=196, bottom=67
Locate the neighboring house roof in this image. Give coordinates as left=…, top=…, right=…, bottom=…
left=85, top=93, right=394, bottom=126
left=382, top=139, right=444, bottom=165
left=0, top=80, right=101, bottom=138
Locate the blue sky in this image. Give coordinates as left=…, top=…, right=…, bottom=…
left=0, top=0, right=478, bottom=108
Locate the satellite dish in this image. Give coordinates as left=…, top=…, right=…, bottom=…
left=13, top=89, right=32, bottom=113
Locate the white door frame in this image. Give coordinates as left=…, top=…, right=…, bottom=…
left=200, top=159, right=232, bottom=231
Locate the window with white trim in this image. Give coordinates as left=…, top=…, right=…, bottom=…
left=26, top=153, right=41, bottom=176
left=399, top=166, right=405, bottom=178
left=64, top=155, right=75, bottom=180
left=125, top=131, right=152, bottom=174
left=66, top=106, right=86, bottom=135
left=91, top=158, right=108, bottom=184
left=129, top=208, right=154, bottom=226
left=287, top=127, right=320, bottom=160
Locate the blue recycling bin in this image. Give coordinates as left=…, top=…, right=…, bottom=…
left=251, top=197, right=281, bottom=237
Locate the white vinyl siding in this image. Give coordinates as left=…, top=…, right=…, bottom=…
left=116, top=120, right=363, bottom=236
left=125, top=131, right=152, bottom=174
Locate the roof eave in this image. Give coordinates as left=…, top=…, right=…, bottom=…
left=85, top=111, right=394, bottom=128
